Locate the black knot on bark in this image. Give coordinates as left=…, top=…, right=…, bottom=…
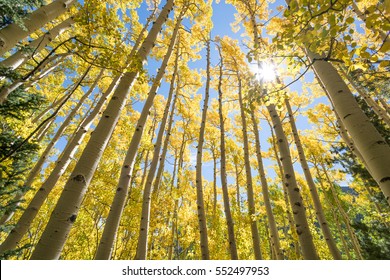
left=294, top=187, right=300, bottom=192
left=285, top=174, right=291, bottom=179
left=380, top=177, right=390, bottom=183
left=296, top=229, right=303, bottom=235
left=294, top=202, right=301, bottom=207
left=68, top=214, right=77, bottom=223
left=73, top=174, right=86, bottom=183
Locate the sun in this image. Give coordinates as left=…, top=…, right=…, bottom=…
left=249, top=62, right=277, bottom=82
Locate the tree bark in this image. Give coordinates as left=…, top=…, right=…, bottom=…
left=266, top=102, right=319, bottom=259
left=0, top=65, right=93, bottom=228
left=0, top=73, right=120, bottom=254
left=285, top=99, right=341, bottom=259
left=306, top=49, right=390, bottom=206
left=30, top=0, right=174, bottom=259
left=249, top=105, right=283, bottom=260
left=93, top=8, right=180, bottom=260
left=0, top=17, right=74, bottom=70
left=195, top=39, right=211, bottom=260
left=132, top=71, right=178, bottom=261
left=216, top=46, right=239, bottom=260
left=0, top=0, right=76, bottom=56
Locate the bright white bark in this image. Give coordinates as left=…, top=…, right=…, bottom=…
left=216, top=46, right=239, bottom=260
left=285, top=99, right=341, bottom=260
left=95, top=13, right=180, bottom=260
left=237, top=77, right=262, bottom=260
left=0, top=66, right=92, bottom=227
left=0, top=73, right=121, bottom=254
left=307, top=49, right=390, bottom=206
left=29, top=0, right=174, bottom=260
left=0, top=17, right=74, bottom=70
left=267, top=103, right=319, bottom=260
left=195, top=39, right=211, bottom=260
left=133, top=72, right=178, bottom=261
left=269, top=123, right=301, bottom=259
left=339, top=67, right=390, bottom=127
left=249, top=105, right=283, bottom=260
left=0, top=0, right=75, bottom=56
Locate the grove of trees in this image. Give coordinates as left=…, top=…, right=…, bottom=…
left=0, top=0, right=389, bottom=260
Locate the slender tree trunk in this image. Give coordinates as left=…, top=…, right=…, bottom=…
left=249, top=105, right=283, bottom=260
left=0, top=0, right=76, bottom=55
left=333, top=209, right=351, bottom=260
left=0, top=66, right=93, bottom=228
left=33, top=87, right=70, bottom=123
left=0, top=74, right=120, bottom=254
left=268, top=119, right=301, bottom=259
left=317, top=163, right=363, bottom=260
left=379, top=98, right=390, bottom=115
left=0, top=52, right=69, bottom=103
left=0, top=17, right=74, bottom=70
left=93, top=10, right=180, bottom=260
left=132, top=58, right=179, bottom=260
left=24, top=54, right=70, bottom=89
left=306, top=49, right=390, bottom=206
left=266, top=102, right=318, bottom=259
left=284, top=99, right=341, bottom=259
left=234, top=162, right=241, bottom=211
left=30, top=1, right=174, bottom=260
left=216, top=47, right=239, bottom=260
left=237, top=77, right=263, bottom=260
left=195, top=39, right=211, bottom=260
left=35, top=117, right=54, bottom=143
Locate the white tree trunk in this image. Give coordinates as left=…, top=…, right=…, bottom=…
left=0, top=17, right=74, bottom=70
left=237, top=77, right=263, bottom=260
left=29, top=0, right=174, bottom=260
left=133, top=72, right=178, bottom=261
left=0, top=73, right=121, bottom=254
left=0, top=0, right=75, bottom=55
left=195, top=39, right=211, bottom=260
left=285, top=99, right=341, bottom=259
left=249, top=105, right=283, bottom=260
left=307, top=49, right=390, bottom=206
left=0, top=66, right=93, bottom=227
left=216, top=46, right=239, bottom=260
left=94, top=13, right=180, bottom=260
left=267, top=103, right=319, bottom=259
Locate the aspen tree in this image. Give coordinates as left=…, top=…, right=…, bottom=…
left=285, top=98, right=341, bottom=259
left=0, top=0, right=76, bottom=56
left=216, top=43, right=238, bottom=260
left=267, top=114, right=301, bottom=259
left=249, top=105, right=283, bottom=260
left=195, top=38, right=211, bottom=260
left=0, top=52, right=70, bottom=103
left=283, top=0, right=390, bottom=205
left=315, top=163, right=363, bottom=259
left=94, top=10, right=183, bottom=260
left=0, top=65, right=93, bottom=227
left=332, top=209, right=351, bottom=259
left=320, top=164, right=363, bottom=260
left=266, top=101, right=319, bottom=259
left=0, top=17, right=75, bottom=71
left=133, top=72, right=179, bottom=261
left=0, top=73, right=120, bottom=254
left=30, top=0, right=174, bottom=259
